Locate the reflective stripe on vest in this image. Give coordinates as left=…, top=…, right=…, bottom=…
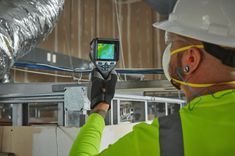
left=159, top=113, right=184, bottom=156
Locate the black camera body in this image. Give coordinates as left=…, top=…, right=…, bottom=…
left=90, top=38, right=120, bottom=79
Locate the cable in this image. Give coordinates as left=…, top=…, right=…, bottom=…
left=114, top=0, right=126, bottom=69
left=116, top=68, right=164, bottom=74
left=12, top=68, right=90, bottom=82
left=12, top=68, right=73, bottom=78
left=69, top=2, right=77, bottom=81
left=0, top=127, right=3, bottom=150
left=55, top=127, right=58, bottom=156
left=14, top=62, right=74, bottom=72
left=113, top=0, right=141, bottom=4
left=14, top=62, right=165, bottom=75
left=14, top=62, right=165, bottom=74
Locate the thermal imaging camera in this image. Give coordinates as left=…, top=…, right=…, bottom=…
left=90, top=38, right=119, bottom=79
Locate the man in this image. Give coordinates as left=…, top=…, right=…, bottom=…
left=70, top=0, right=235, bottom=155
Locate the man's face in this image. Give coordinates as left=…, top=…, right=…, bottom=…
left=164, top=32, right=203, bottom=93
left=164, top=33, right=187, bottom=90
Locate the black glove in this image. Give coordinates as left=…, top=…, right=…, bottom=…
left=90, top=68, right=117, bottom=110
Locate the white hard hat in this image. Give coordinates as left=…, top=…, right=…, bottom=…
left=154, top=0, right=235, bottom=48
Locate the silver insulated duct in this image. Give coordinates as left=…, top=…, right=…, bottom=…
left=0, top=0, right=64, bottom=80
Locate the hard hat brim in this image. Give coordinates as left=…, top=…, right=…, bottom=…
left=153, top=20, right=235, bottom=48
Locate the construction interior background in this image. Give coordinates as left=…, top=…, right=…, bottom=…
left=0, top=0, right=182, bottom=156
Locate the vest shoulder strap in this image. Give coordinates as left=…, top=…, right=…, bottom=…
left=158, top=113, right=184, bottom=156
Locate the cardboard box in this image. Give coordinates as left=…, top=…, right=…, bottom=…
left=0, top=124, right=135, bottom=156
left=1, top=127, right=43, bottom=156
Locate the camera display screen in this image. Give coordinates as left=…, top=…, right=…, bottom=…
left=97, top=43, right=115, bottom=60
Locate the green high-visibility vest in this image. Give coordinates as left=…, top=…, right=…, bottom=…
left=69, top=89, right=235, bottom=156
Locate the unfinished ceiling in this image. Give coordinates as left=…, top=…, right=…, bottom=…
left=10, top=0, right=167, bottom=83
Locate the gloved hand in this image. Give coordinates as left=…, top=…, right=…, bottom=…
left=90, top=68, right=117, bottom=110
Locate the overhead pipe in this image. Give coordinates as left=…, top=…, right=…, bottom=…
left=144, top=0, right=177, bottom=15
left=0, top=0, right=64, bottom=80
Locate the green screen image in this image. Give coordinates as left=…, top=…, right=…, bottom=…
left=97, top=43, right=115, bottom=60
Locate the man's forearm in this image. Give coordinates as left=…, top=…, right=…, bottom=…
left=69, top=113, right=105, bottom=156
left=69, top=103, right=108, bottom=156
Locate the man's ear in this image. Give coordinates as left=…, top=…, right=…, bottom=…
left=181, top=47, right=202, bottom=75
